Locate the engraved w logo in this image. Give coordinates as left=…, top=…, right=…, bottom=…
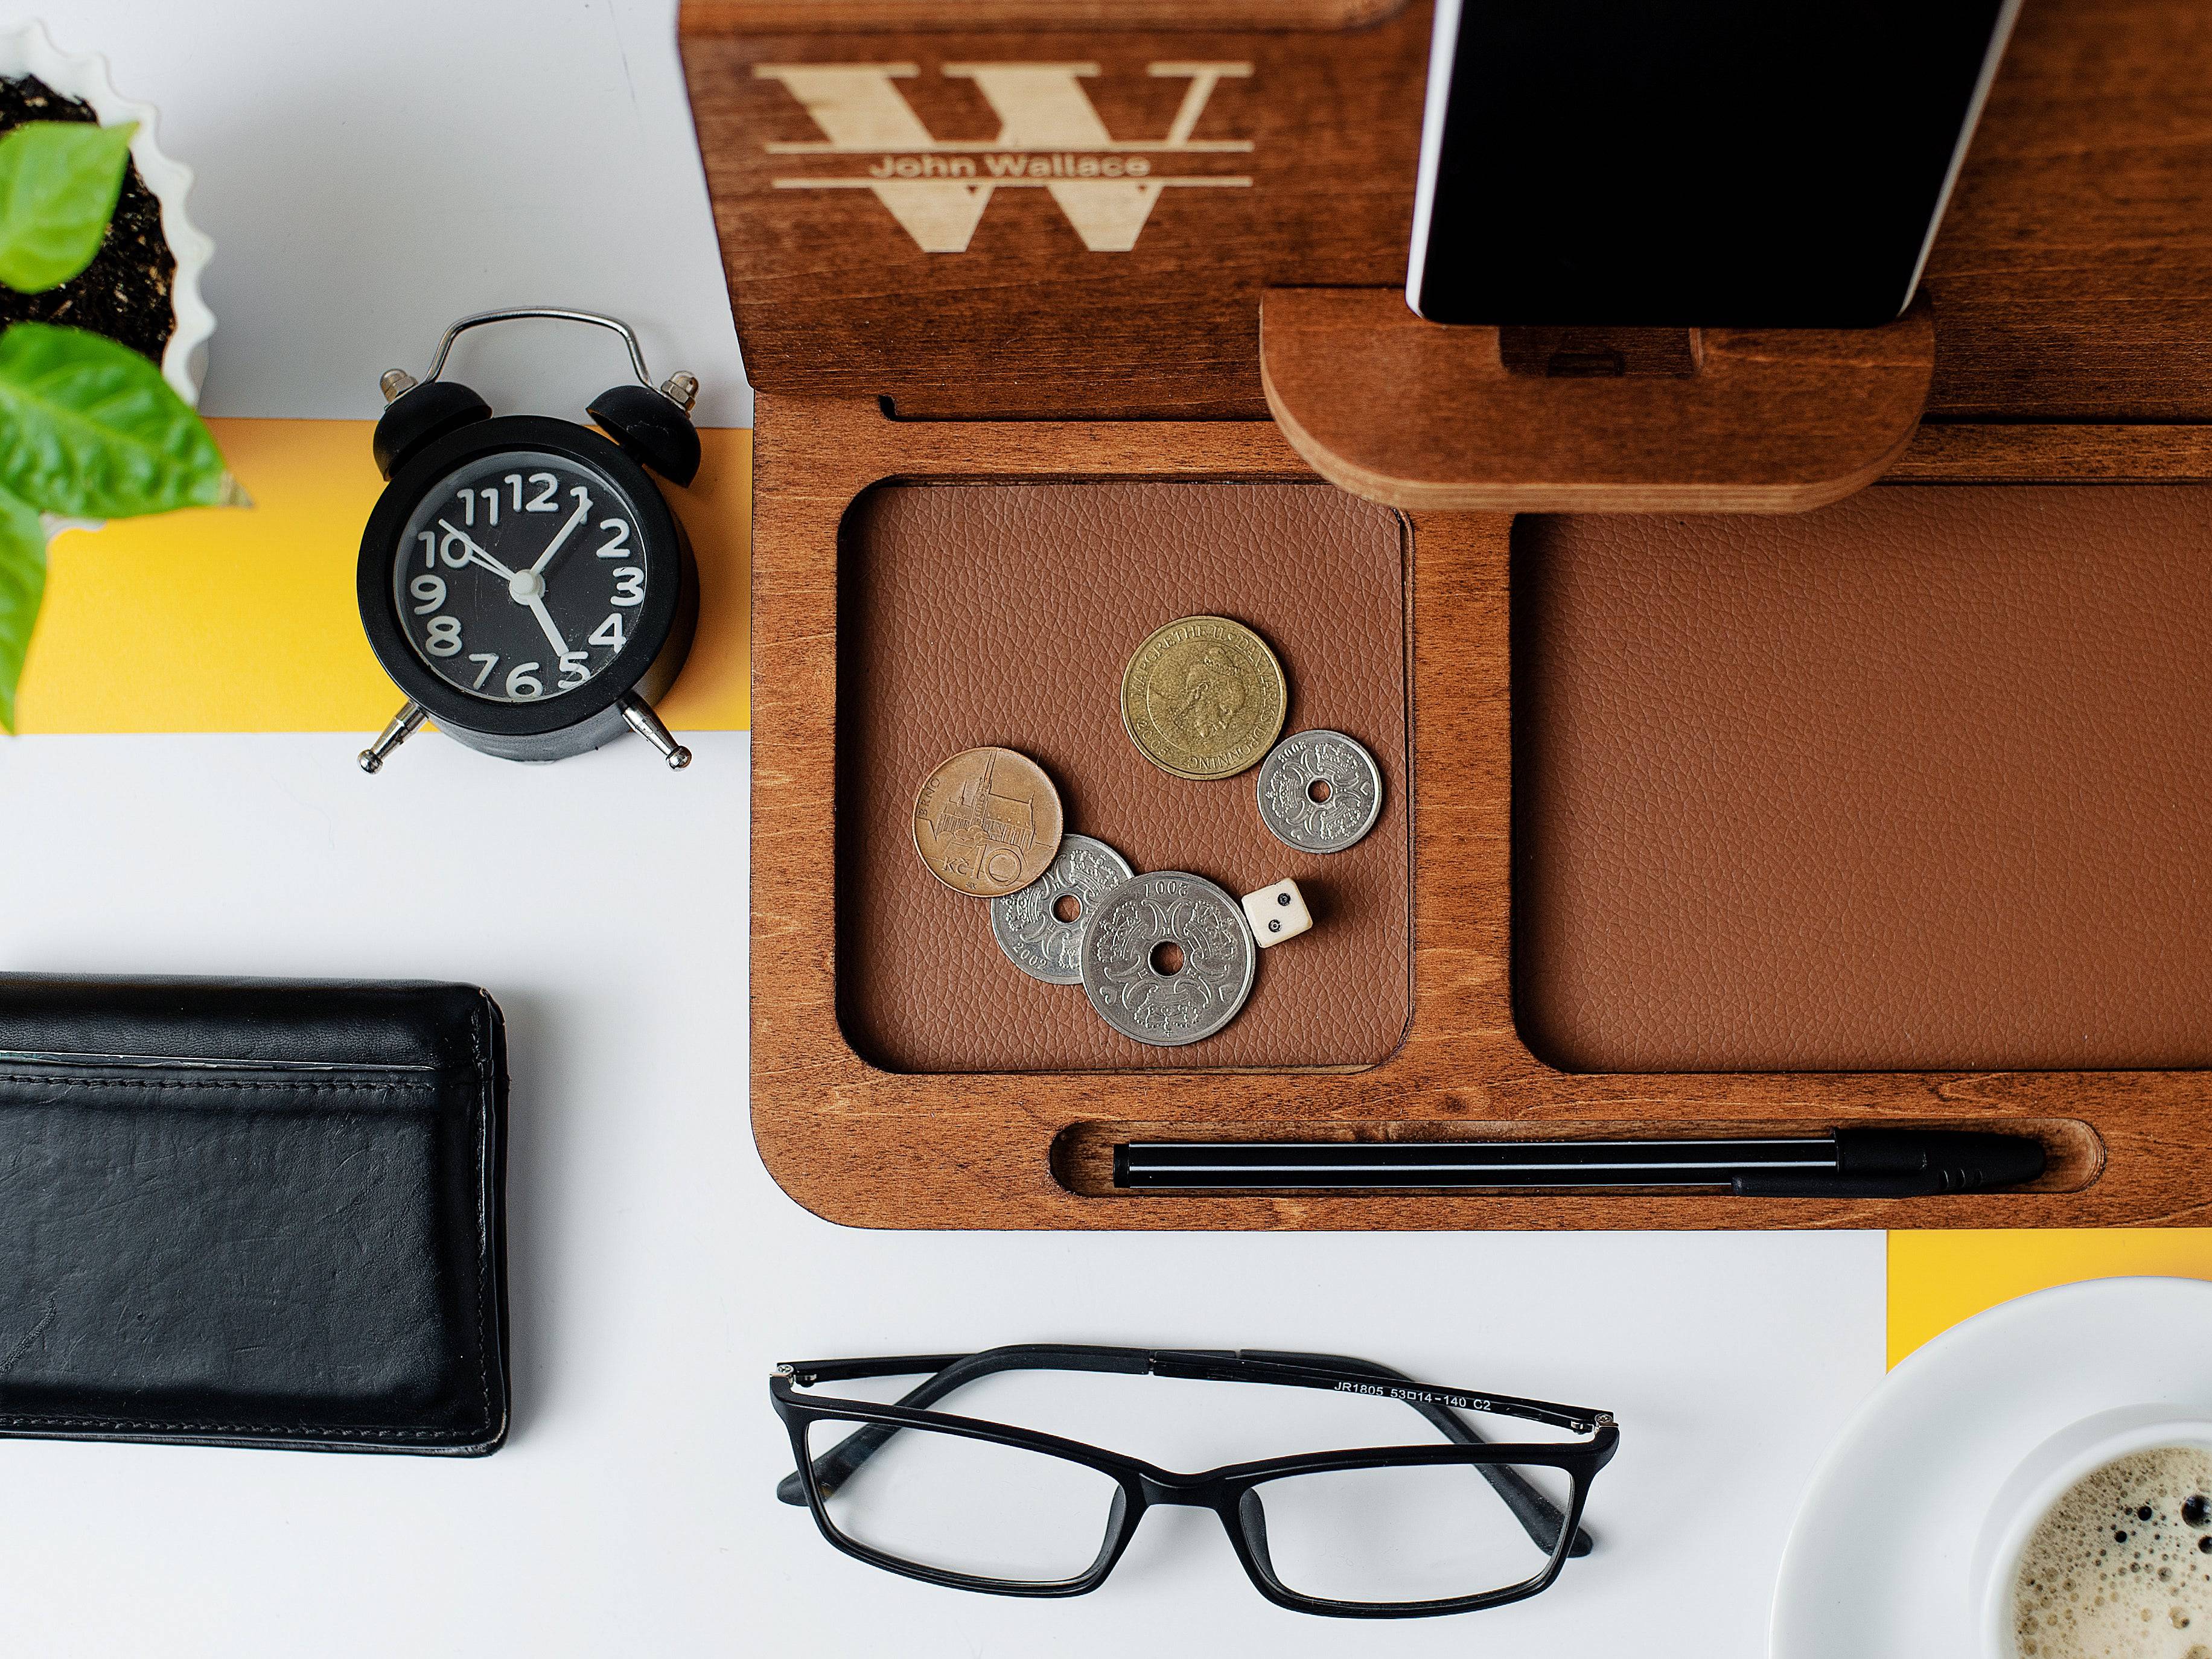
left=756, top=61, right=1254, bottom=253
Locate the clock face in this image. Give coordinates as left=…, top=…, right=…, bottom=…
left=392, top=450, right=651, bottom=704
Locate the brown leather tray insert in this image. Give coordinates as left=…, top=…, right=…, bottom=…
left=835, top=480, right=1410, bottom=1074
left=1513, top=485, right=2212, bottom=1073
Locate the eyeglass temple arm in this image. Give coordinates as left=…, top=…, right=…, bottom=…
left=776, top=1345, right=1150, bottom=1506
left=1208, top=1349, right=1595, bottom=1559
left=1146, top=1349, right=1609, bottom=1435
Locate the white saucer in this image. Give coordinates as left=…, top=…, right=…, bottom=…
left=1771, top=1275, right=2212, bottom=1658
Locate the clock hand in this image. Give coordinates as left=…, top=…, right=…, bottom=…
left=435, top=519, right=520, bottom=582
left=528, top=496, right=591, bottom=576
left=523, top=594, right=570, bottom=658
left=440, top=518, right=578, bottom=664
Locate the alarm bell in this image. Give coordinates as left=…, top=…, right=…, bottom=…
left=371, top=378, right=491, bottom=480
left=586, top=381, right=701, bottom=487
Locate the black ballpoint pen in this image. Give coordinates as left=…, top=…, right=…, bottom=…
left=1112, top=1128, right=2047, bottom=1197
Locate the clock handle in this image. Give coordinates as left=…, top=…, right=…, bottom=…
left=619, top=693, right=693, bottom=771
left=419, top=307, right=656, bottom=390
left=358, top=702, right=428, bottom=774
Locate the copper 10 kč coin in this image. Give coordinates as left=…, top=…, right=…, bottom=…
left=911, top=747, right=1066, bottom=898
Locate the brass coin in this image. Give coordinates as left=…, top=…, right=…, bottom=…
left=911, top=747, right=1065, bottom=898
left=1119, top=615, right=1287, bottom=781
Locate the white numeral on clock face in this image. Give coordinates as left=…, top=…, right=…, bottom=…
left=403, top=458, right=646, bottom=703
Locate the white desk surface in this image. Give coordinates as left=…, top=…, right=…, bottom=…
left=0, top=6, right=1885, bottom=1654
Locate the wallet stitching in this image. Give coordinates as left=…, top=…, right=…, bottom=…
left=469, top=1000, right=494, bottom=1441
left=0, top=1074, right=437, bottom=1092
left=468, top=995, right=487, bottom=1080
left=0, top=1413, right=478, bottom=1441
left=0, top=1052, right=448, bottom=1072
left=0, top=1058, right=501, bottom=1445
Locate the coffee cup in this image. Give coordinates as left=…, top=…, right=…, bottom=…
left=1972, top=1407, right=2212, bottom=1658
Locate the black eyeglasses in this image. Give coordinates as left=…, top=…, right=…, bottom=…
left=770, top=1343, right=1619, bottom=1620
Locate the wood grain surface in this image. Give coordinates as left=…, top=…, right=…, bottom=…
left=686, top=1, right=1409, bottom=31
left=682, top=0, right=2212, bottom=421
left=747, top=398, right=2212, bottom=1232
left=1261, top=289, right=1934, bottom=512
left=680, top=5, right=1426, bottom=418
left=703, top=0, right=2212, bottom=1231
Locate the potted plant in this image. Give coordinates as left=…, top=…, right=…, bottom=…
left=0, top=24, right=231, bottom=731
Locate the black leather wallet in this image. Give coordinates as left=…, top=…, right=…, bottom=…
left=0, top=975, right=508, bottom=1455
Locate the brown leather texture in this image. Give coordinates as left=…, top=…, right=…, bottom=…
left=835, top=481, right=1410, bottom=1073
left=1513, top=485, right=2212, bottom=1073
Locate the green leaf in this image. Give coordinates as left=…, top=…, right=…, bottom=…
left=0, top=482, right=48, bottom=733
left=0, top=121, right=136, bottom=293
left=0, top=322, right=230, bottom=517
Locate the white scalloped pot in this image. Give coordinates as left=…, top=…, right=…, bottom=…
left=0, top=21, right=214, bottom=407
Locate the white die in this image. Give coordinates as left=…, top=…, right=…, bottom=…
left=1241, top=878, right=1313, bottom=947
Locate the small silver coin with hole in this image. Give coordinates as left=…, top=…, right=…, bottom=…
left=1079, top=870, right=1257, bottom=1047
left=989, top=833, right=1136, bottom=985
left=1255, top=729, right=1384, bottom=855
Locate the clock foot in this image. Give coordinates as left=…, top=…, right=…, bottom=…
left=359, top=702, right=428, bottom=774
left=619, top=693, right=692, bottom=770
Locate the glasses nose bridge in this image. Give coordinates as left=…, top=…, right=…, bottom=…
left=1135, top=1470, right=1236, bottom=1512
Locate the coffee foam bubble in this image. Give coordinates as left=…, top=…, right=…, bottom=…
left=2012, top=1445, right=2212, bottom=1658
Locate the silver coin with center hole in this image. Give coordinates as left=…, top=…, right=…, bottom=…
left=1255, top=729, right=1383, bottom=854
left=989, top=833, right=1136, bottom=984
left=1079, top=870, right=1257, bottom=1047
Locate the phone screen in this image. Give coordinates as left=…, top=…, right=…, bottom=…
left=1407, top=0, right=2021, bottom=327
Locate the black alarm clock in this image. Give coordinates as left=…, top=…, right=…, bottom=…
left=356, top=307, right=702, bottom=772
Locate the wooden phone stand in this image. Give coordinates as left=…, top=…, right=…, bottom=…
left=682, top=0, right=2212, bottom=1232
left=1261, top=290, right=1935, bottom=512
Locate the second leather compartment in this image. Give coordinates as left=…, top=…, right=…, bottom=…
left=1512, top=485, right=2212, bottom=1073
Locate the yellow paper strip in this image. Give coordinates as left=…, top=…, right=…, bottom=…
left=1887, top=1229, right=2212, bottom=1367
left=16, top=417, right=750, bottom=733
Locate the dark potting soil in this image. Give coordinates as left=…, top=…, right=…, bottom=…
left=0, top=74, right=175, bottom=365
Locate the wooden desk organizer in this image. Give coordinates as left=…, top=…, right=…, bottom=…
left=682, top=0, right=2212, bottom=1231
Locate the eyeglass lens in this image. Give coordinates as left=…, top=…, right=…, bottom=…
left=1241, top=1461, right=1569, bottom=1604
left=805, top=1418, right=1123, bottom=1586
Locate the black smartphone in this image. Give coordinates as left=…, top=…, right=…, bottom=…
left=1406, top=0, right=2021, bottom=327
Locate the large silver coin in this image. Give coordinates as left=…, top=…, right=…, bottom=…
left=1080, top=870, right=1257, bottom=1048
left=1255, top=729, right=1384, bottom=855
left=990, top=833, right=1136, bottom=985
